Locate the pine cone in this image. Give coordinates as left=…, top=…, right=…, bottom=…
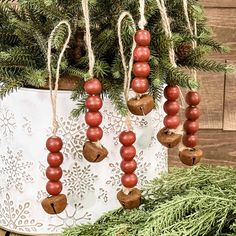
left=176, top=43, right=193, bottom=60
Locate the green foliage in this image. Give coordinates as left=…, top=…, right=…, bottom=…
left=62, top=165, right=236, bottom=236
left=0, top=0, right=231, bottom=115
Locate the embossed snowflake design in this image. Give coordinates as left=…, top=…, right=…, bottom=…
left=63, top=163, right=98, bottom=199
left=56, top=116, right=86, bottom=160
left=0, top=193, right=43, bottom=232
left=98, top=188, right=108, bottom=203
left=48, top=203, right=91, bottom=232
left=154, top=147, right=168, bottom=172
left=0, top=148, right=34, bottom=192
left=22, top=117, right=32, bottom=136
left=103, top=109, right=147, bottom=145
left=106, top=151, right=151, bottom=191
left=0, top=107, right=16, bottom=137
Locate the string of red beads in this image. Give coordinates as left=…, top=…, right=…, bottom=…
left=163, top=85, right=181, bottom=129
left=119, top=131, right=138, bottom=189
left=132, top=30, right=151, bottom=94
left=84, top=78, right=104, bottom=142
left=46, top=136, right=64, bottom=196
left=183, top=91, right=201, bottom=148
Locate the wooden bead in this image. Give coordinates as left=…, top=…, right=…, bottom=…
left=132, top=78, right=149, bottom=94
left=117, top=188, right=141, bottom=209
left=182, top=134, right=198, bottom=148
left=83, top=141, right=108, bottom=162
left=120, top=160, right=137, bottom=174
left=85, top=111, right=103, bottom=127
left=185, top=106, right=200, bottom=121
left=84, top=78, right=102, bottom=95
left=86, top=127, right=103, bottom=142
left=133, top=62, right=150, bottom=77
left=184, top=120, right=199, bottom=134
left=47, top=152, right=63, bottom=167
left=157, top=127, right=182, bottom=148
left=164, top=115, right=180, bottom=129
left=164, top=85, right=180, bottom=101
left=41, top=194, right=67, bottom=215
left=46, top=136, right=63, bottom=153
left=119, top=131, right=136, bottom=146
left=127, top=95, right=154, bottom=116
left=46, top=167, right=62, bottom=182
left=186, top=91, right=201, bottom=106
left=121, top=173, right=138, bottom=188
left=46, top=181, right=62, bottom=196
left=179, top=148, right=203, bottom=166
left=133, top=46, right=150, bottom=62
left=85, top=96, right=103, bottom=111
left=120, top=146, right=136, bottom=161
left=135, top=30, right=151, bottom=46
left=163, top=101, right=180, bottom=116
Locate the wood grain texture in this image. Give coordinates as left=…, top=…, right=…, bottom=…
left=223, top=62, right=236, bottom=130
left=201, top=0, right=236, bottom=8
left=196, top=7, right=236, bottom=129
left=169, top=129, right=236, bottom=167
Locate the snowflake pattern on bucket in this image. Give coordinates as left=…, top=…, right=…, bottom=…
left=0, top=90, right=167, bottom=234
left=0, top=193, right=43, bottom=233
left=0, top=148, right=34, bottom=192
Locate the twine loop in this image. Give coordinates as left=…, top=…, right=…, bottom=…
left=138, top=0, right=147, bottom=30
left=82, top=0, right=95, bottom=79
left=47, top=20, right=72, bottom=136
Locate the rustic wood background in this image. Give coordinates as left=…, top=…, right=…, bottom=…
left=169, top=0, right=236, bottom=167
left=1, top=1, right=236, bottom=236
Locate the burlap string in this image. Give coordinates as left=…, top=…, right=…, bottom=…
left=47, top=21, right=72, bottom=136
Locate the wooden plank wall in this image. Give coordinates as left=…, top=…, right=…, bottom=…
left=199, top=1, right=236, bottom=130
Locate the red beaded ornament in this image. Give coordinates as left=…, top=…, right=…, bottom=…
left=83, top=78, right=108, bottom=162
left=179, top=91, right=203, bottom=166
left=117, top=130, right=141, bottom=209
left=157, top=85, right=182, bottom=148
left=45, top=136, right=64, bottom=195
left=127, top=29, right=154, bottom=116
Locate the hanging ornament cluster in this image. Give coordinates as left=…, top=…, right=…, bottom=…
left=81, top=0, right=108, bottom=163
left=41, top=21, right=71, bottom=215
left=157, top=85, right=182, bottom=148
left=127, top=29, right=154, bottom=116
left=116, top=11, right=143, bottom=209
left=179, top=91, right=203, bottom=165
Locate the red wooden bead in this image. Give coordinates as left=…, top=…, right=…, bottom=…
left=164, top=115, right=180, bottom=129
left=46, top=181, right=62, bottom=196
left=133, top=62, right=150, bottom=77
left=135, top=30, right=151, bottom=46
left=132, top=78, right=149, bottom=94
left=183, top=134, right=198, bottom=148
left=163, top=101, right=180, bottom=116
left=120, top=146, right=136, bottom=161
left=84, top=78, right=102, bottom=95
left=120, top=160, right=137, bottom=174
left=86, top=127, right=103, bottom=142
left=186, top=91, right=201, bottom=106
left=184, top=120, right=199, bottom=134
left=133, top=46, right=150, bottom=62
left=85, top=96, right=103, bottom=111
left=46, top=137, right=63, bottom=153
left=121, top=173, right=138, bottom=188
left=185, top=106, right=200, bottom=121
left=164, top=85, right=180, bottom=101
left=47, top=152, right=63, bottom=167
left=85, top=112, right=102, bottom=127
left=46, top=167, right=63, bottom=182
left=119, top=131, right=136, bottom=146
